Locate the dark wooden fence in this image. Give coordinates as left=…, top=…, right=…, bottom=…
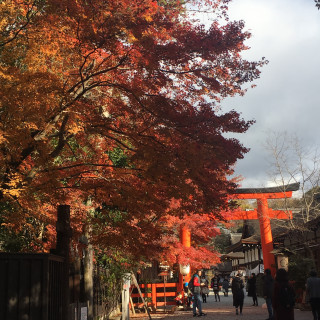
left=0, top=253, right=64, bottom=320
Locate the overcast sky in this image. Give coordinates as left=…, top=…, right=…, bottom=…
left=207, top=0, right=320, bottom=188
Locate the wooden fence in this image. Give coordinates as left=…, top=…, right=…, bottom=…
left=131, top=282, right=178, bottom=310
left=0, top=253, right=65, bottom=320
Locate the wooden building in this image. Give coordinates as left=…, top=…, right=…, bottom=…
left=223, top=221, right=263, bottom=276
left=223, top=235, right=263, bottom=276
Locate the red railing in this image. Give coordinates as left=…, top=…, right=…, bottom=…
left=130, top=282, right=179, bottom=309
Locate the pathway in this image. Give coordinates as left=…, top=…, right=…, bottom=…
left=159, top=291, right=312, bottom=320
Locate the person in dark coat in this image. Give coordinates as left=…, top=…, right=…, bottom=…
left=201, top=276, right=209, bottom=303
left=263, top=268, right=274, bottom=320
left=232, top=273, right=245, bottom=315
left=211, top=275, right=221, bottom=302
left=272, top=268, right=295, bottom=320
left=306, top=270, right=320, bottom=320
left=248, top=273, right=258, bottom=306
left=222, top=276, right=229, bottom=297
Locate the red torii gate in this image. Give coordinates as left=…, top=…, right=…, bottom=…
left=179, top=182, right=299, bottom=289
left=226, top=182, right=299, bottom=275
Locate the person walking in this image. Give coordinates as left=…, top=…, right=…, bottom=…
left=201, top=276, right=209, bottom=303
left=191, top=270, right=206, bottom=317
left=248, top=273, right=258, bottom=306
left=184, top=282, right=192, bottom=308
left=263, top=268, right=274, bottom=320
left=222, top=276, right=229, bottom=297
left=306, top=270, right=320, bottom=320
left=231, top=272, right=245, bottom=315
left=211, top=275, right=221, bottom=302
left=272, top=268, right=295, bottom=320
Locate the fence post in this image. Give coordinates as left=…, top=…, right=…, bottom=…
left=122, top=273, right=131, bottom=320
left=151, top=284, right=157, bottom=309
left=56, top=204, right=72, bottom=320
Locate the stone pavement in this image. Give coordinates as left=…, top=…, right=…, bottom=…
left=159, top=291, right=312, bottom=320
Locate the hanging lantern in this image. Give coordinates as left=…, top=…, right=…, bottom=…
left=179, top=264, right=190, bottom=276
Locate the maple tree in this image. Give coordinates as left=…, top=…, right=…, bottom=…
left=0, top=0, right=265, bottom=265
left=156, top=213, right=222, bottom=269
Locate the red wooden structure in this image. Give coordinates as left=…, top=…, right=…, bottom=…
left=179, top=183, right=299, bottom=282
left=228, top=183, right=299, bottom=275
left=178, top=227, right=191, bottom=292
left=130, top=282, right=178, bottom=309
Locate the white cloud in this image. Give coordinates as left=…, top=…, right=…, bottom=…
left=218, top=0, right=320, bottom=188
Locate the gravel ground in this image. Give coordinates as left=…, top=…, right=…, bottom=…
left=156, top=291, right=313, bottom=320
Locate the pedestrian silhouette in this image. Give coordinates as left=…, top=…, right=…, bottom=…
left=248, top=273, right=258, bottom=306
left=272, top=268, right=295, bottom=320
left=306, top=270, right=320, bottom=320
left=263, top=268, right=274, bottom=320
left=232, top=272, right=245, bottom=315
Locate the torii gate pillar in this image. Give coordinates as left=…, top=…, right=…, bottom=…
left=257, top=197, right=275, bottom=275
left=178, top=226, right=191, bottom=292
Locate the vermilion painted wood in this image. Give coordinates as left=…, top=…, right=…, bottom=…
left=231, top=191, right=293, bottom=199
left=130, top=283, right=178, bottom=308
left=223, top=209, right=292, bottom=220
left=178, top=226, right=191, bottom=292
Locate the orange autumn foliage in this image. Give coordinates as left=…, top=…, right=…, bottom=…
left=0, top=0, right=265, bottom=265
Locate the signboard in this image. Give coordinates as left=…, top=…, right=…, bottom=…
left=259, top=264, right=264, bottom=274
left=80, top=307, right=88, bottom=320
